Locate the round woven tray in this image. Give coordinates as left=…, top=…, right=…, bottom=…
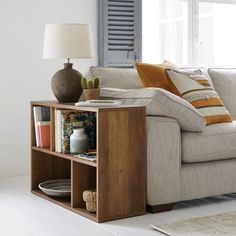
left=38, top=179, right=71, bottom=197
left=83, top=189, right=96, bottom=213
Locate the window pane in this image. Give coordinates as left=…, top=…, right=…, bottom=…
left=142, top=0, right=188, bottom=65
left=197, top=2, right=236, bottom=66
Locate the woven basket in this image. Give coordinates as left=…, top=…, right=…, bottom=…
left=83, top=189, right=97, bottom=213
left=83, top=89, right=100, bottom=101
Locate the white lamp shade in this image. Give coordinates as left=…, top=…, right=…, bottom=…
left=43, top=24, right=93, bottom=59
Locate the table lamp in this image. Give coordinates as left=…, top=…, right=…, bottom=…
left=43, top=23, right=93, bottom=103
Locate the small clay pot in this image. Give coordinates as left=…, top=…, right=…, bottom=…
left=83, top=89, right=100, bottom=101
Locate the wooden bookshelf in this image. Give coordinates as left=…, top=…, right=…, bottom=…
left=30, top=101, right=147, bottom=222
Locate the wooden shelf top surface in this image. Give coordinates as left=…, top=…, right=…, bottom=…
left=31, top=100, right=146, bottom=112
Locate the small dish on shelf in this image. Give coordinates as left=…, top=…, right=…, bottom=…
left=38, top=179, right=71, bottom=197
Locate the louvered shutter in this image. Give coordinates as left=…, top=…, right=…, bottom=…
left=99, top=0, right=142, bottom=68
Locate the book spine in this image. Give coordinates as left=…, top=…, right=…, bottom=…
left=55, top=110, right=58, bottom=152
left=58, top=111, right=62, bottom=153
left=37, top=125, right=42, bottom=147
left=61, top=113, right=70, bottom=153
left=33, top=107, right=42, bottom=147
left=55, top=110, right=62, bottom=153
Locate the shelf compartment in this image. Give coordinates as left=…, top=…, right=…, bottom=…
left=71, top=161, right=96, bottom=209
left=32, top=190, right=97, bottom=222
left=31, top=151, right=71, bottom=191
left=32, top=146, right=97, bottom=167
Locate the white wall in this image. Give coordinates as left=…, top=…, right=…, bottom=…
left=0, top=0, right=98, bottom=178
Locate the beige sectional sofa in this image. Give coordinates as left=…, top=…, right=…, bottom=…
left=87, top=67, right=236, bottom=212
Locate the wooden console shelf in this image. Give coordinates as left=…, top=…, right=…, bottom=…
left=30, top=101, right=147, bottom=222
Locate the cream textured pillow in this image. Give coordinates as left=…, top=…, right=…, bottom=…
left=167, top=70, right=232, bottom=125
left=100, top=87, right=206, bottom=131
left=90, top=66, right=143, bottom=89
left=163, top=60, right=180, bottom=70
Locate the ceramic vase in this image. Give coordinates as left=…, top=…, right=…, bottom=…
left=51, top=63, right=83, bottom=103
left=70, top=128, right=88, bottom=154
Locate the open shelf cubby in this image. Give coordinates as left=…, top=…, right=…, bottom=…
left=30, top=101, right=147, bottom=222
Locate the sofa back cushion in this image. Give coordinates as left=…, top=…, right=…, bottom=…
left=208, top=68, right=236, bottom=120
left=89, top=66, right=143, bottom=89
left=167, top=70, right=232, bottom=125
left=100, top=87, right=206, bottom=131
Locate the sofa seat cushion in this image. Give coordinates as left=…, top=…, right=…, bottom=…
left=182, top=121, right=236, bottom=163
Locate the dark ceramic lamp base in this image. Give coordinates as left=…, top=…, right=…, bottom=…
left=51, top=63, right=83, bottom=103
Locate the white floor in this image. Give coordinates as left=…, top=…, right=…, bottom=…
left=0, top=177, right=236, bottom=236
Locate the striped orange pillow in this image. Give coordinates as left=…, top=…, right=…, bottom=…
left=167, top=70, right=232, bottom=125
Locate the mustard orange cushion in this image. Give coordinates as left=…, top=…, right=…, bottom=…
left=135, top=63, right=179, bottom=94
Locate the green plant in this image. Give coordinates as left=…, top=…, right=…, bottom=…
left=94, top=77, right=100, bottom=89
left=81, top=77, right=100, bottom=90
left=81, top=77, right=87, bottom=89
left=87, top=80, right=94, bottom=89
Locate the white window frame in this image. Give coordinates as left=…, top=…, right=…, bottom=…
left=189, top=0, right=236, bottom=66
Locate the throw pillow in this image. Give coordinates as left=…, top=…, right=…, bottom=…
left=163, top=60, right=179, bottom=70
left=135, top=62, right=180, bottom=94
left=167, top=70, right=232, bottom=125
left=100, top=87, right=206, bottom=131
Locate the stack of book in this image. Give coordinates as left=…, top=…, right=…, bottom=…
left=33, top=106, right=50, bottom=148
left=74, top=151, right=97, bottom=162
left=54, top=110, right=96, bottom=154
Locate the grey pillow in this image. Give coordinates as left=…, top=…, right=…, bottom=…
left=101, top=87, right=206, bottom=131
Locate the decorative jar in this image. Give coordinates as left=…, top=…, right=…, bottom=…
left=70, top=128, right=88, bottom=154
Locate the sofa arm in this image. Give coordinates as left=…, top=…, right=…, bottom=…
left=147, top=116, right=181, bottom=206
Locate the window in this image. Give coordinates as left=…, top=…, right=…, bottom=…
left=142, top=0, right=236, bottom=67
left=197, top=1, right=236, bottom=66
left=142, top=0, right=188, bottom=65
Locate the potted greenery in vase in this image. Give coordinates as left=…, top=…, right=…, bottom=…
left=81, top=77, right=100, bottom=100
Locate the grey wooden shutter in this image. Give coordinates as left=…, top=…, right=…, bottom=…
left=99, top=0, right=142, bottom=68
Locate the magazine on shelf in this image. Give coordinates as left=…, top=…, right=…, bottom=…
left=74, top=151, right=97, bottom=162
left=75, top=99, right=122, bottom=107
